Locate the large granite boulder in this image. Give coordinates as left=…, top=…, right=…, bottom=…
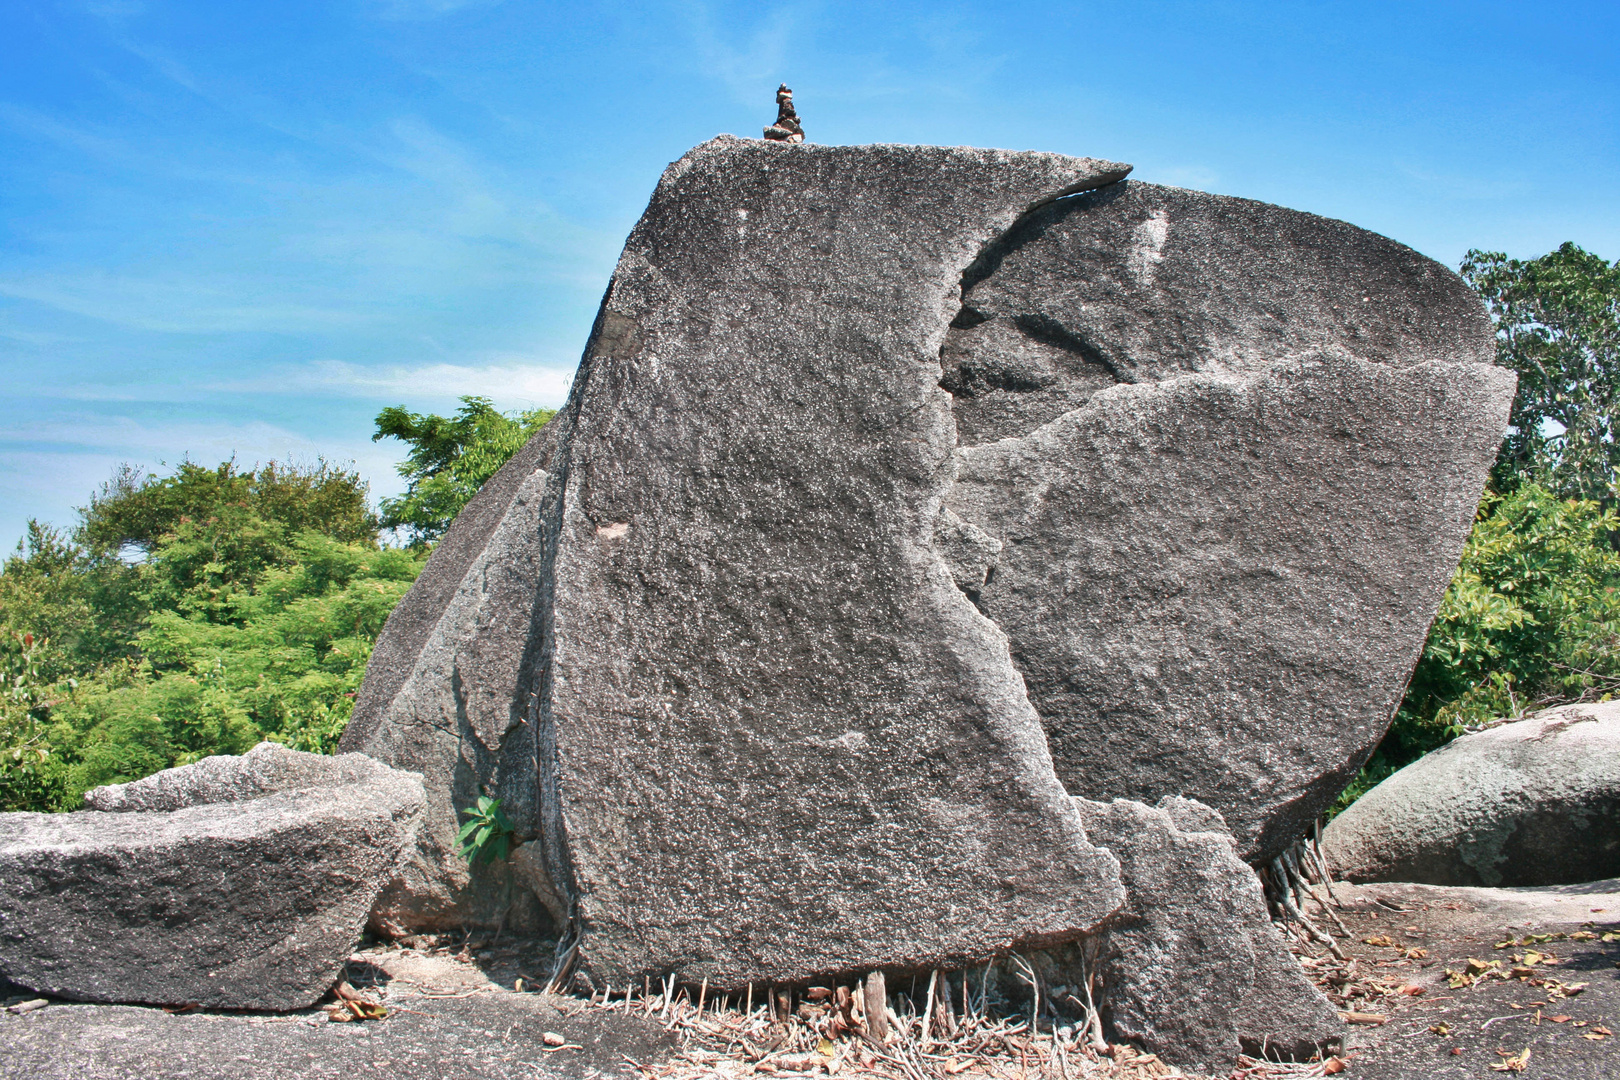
left=1323, top=702, right=1620, bottom=887
left=1039, top=798, right=1341, bottom=1072
left=942, top=181, right=1515, bottom=862
left=0, top=744, right=425, bottom=1011
left=344, top=135, right=1511, bottom=989
left=347, top=136, right=1136, bottom=982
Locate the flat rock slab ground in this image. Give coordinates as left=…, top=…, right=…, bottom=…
left=2, top=942, right=672, bottom=1080
left=14, top=881, right=1620, bottom=1079
left=1322, top=879, right=1620, bottom=1079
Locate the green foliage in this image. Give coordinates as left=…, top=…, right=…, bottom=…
left=0, top=459, right=425, bottom=812
left=80, top=458, right=378, bottom=556
left=1338, top=483, right=1620, bottom=814
left=1462, top=243, right=1620, bottom=500
left=374, top=396, right=555, bottom=546
left=0, top=631, right=72, bottom=812
left=455, top=794, right=514, bottom=865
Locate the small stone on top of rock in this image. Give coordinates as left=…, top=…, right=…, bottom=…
left=763, top=83, right=804, bottom=143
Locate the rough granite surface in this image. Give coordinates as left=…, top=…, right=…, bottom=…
left=1054, top=797, right=1342, bottom=1072
left=85, top=741, right=405, bottom=812
left=941, top=180, right=1516, bottom=862
left=539, top=137, right=1132, bottom=987
left=0, top=750, right=425, bottom=1011
left=1323, top=701, right=1620, bottom=887
left=338, top=137, right=1512, bottom=997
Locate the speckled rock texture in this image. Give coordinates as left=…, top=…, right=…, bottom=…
left=941, top=181, right=1516, bottom=863
left=343, top=136, right=1512, bottom=996
left=1323, top=701, right=1620, bottom=887
left=540, top=137, right=1133, bottom=987
left=0, top=747, right=425, bottom=1011
left=84, top=740, right=406, bottom=811
left=1050, top=797, right=1342, bottom=1072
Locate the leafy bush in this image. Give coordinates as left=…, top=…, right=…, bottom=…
left=1338, top=483, right=1620, bottom=812
left=0, top=459, right=424, bottom=812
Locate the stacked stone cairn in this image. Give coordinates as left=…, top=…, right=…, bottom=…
left=763, top=83, right=804, bottom=142
left=0, top=127, right=1514, bottom=1074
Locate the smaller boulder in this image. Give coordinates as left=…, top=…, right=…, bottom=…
left=0, top=744, right=425, bottom=1011
left=84, top=740, right=411, bottom=811
left=1323, top=701, right=1620, bottom=887
left=1052, top=797, right=1341, bottom=1072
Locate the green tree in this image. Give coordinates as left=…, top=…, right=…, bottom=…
left=1462, top=243, right=1620, bottom=500
left=79, top=458, right=377, bottom=557
left=374, top=396, right=555, bottom=546
left=0, top=458, right=425, bottom=811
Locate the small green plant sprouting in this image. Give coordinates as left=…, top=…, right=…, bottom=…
left=455, top=794, right=514, bottom=864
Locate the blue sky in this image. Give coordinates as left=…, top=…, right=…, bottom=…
left=3, top=1, right=1616, bottom=550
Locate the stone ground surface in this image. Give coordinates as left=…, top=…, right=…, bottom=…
left=1, top=939, right=672, bottom=1080
left=1324, top=878, right=1620, bottom=1079
left=11, top=881, right=1620, bottom=1079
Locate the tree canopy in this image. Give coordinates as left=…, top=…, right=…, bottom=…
left=1462, top=243, right=1620, bottom=500
left=0, top=458, right=422, bottom=812
left=373, top=396, right=555, bottom=546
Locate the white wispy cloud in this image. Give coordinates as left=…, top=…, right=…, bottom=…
left=681, top=3, right=804, bottom=105
left=0, top=273, right=375, bottom=335
left=235, top=359, right=576, bottom=409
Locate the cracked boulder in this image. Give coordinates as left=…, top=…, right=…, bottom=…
left=1323, top=701, right=1620, bottom=887
left=343, top=136, right=1510, bottom=996
left=347, top=136, right=1135, bottom=982
left=0, top=743, right=425, bottom=1011
left=1059, top=797, right=1342, bottom=1071
left=941, top=181, right=1516, bottom=862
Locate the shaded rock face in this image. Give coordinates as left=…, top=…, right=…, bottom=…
left=0, top=744, right=425, bottom=1011
left=340, top=426, right=563, bottom=935
left=1323, top=702, right=1620, bottom=887
left=942, top=181, right=1515, bottom=862
left=1053, top=797, right=1341, bottom=1072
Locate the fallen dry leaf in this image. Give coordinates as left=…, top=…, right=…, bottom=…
left=1399, top=984, right=1425, bottom=996
left=1490, top=1047, right=1530, bottom=1072
left=1583, top=1031, right=1608, bottom=1041
left=1547, top=1015, right=1572, bottom=1023
left=1363, top=935, right=1396, bottom=947
left=1429, top=1023, right=1451, bottom=1036
left=1406, top=947, right=1428, bottom=959
left=1340, top=1011, right=1387, bottom=1026
left=1321, top=1058, right=1349, bottom=1075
